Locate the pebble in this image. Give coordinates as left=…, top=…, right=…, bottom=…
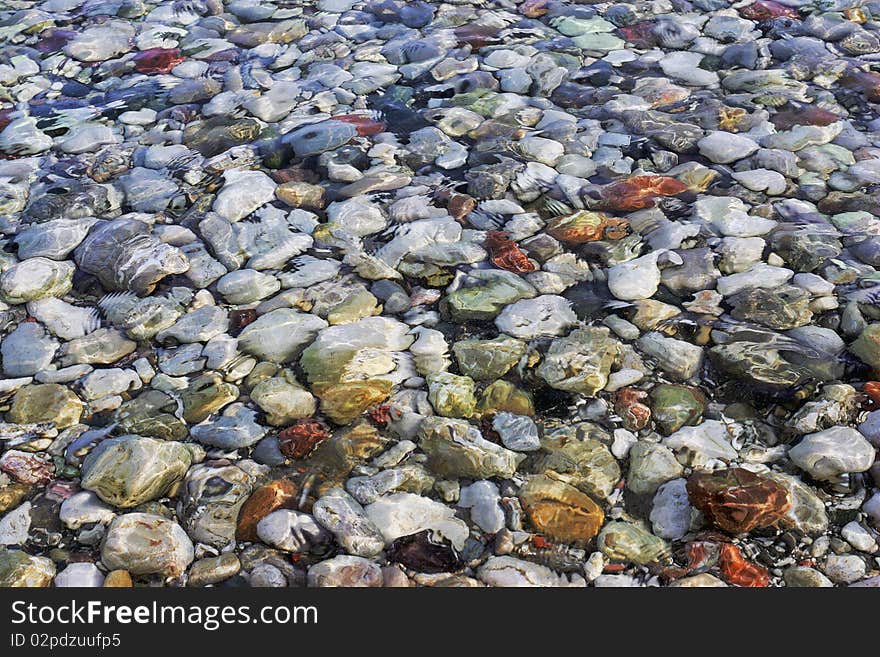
left=54, top=562, right=104, bottom=588
left=101, top=513, right=194, bottom=579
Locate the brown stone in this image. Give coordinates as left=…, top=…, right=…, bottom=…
left=103, top=570, right=133, bottom=587
left=275, top=181, right=325, bottom=210
left=0, top=483, right=31, bottom=513
left=598, top=175, right=689, bottom=212
left=235, top=479, right=299, bottom=542
left=686, top=468, right=791, bottom=534
left=518, top=474, right=604, bottom=546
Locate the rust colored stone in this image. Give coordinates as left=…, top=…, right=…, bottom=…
left=614, top=387, right=651, bottom=431
left=447, top=193, right=476, bottom=221
left=332, top=113, right=386, bottom=136
left=277, top=419, right=331, bottom=459
left=771, top=104, right=841, bottom=131
left=686, top=468, right=791, bottom=534
left=617, top=21, right=657, bottom=48
left=685, top=540, right=721, bottom=573
left=862, top=381, right=880, bottom=410
left=738, top=0, right=800, bottom=21
left=132, top=48, right=185, bottom=75
left=236, top=479, right=299, bottom=542
left=518, top=475, right=605, bottom=546
left=367, top=404, right=393, bottom=427
left=597, top=175, right=689, bottom=212
left=484, top=231, right=536, bottom=275
left=718, top=542, right=770, bottom=587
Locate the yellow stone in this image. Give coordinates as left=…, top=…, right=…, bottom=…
left=103, top=570, right=133, bottom=587
left=518, top=474, right=604, bottom=545
left=477, top=380, right=534, bottom=416
left=318, top=379, right=392, bottom=425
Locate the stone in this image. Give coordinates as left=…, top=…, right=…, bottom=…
left=256, top=510, right=330, bottom=553
left=101, top=513, right=193, bottom=579
left=662, top=420, right=738, bottom=467
left=686, top=468, right=791, bottom=534
left=626, top=442, right=683, bottom=496
left=536, top=327, right=621, bottom=396
left=784, top=566, right=833, bottom=588
left=452, top=336, right=526, bottom=380
left=55, top=562, right=104, bottom=587
left=213, top=170, right=277, bottom=222
left=251, top=372, right=316, bottom=426
left=598, top=522, right=669, bottom=565
left=426, top=372, right=477, bottom=418
left=81, top=436, right=192, bottom=508
left=188, top=554, right=241, bottom=587
left=823, top=555, right=866, bottom=584
left=492, top=412, right=541, bottom=452
left=697, top=131, right=759, bottom=164
left=649, top=384, right=706, bottom=435
left=532, top=436, right=620, bottom=500
left=307, top=555, right=383, bottom=587
left=418, top=416, right=524, bottom=479
left=650, top=479, right=691, bottom=540
left=0, top=502, right=31, bottom=546
left=459, top=480, right=505, bottom=534
left=494, top=295, right=577, bottom=339
left=477, top=556, right=585, bottom=587
left=236, top=479, right=299, bottom=542
left=7, top=383, right=82, bottom=429
left=0, top=548, right=55, bottom=587
left=313, top=487, right=385, bottom=558
left=851, top=324, right=880, bottom=372
left=789, top=427, right=876, bottom=481
left=364, top=492, right=469, bottom=550
left=518, top=474, right=604, bottom=545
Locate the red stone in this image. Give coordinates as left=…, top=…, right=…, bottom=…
left=236, top=479, right=299, bottom=542
left=618, top=21, right=657, bottom=48
left=484, top=231, right=536, bottom=275
left=332, top=114, right=386, bottom=136
left=598, top=175, right=689, bottom=212
left=0, top=450, right=54, bottom=485
left=132, top=48, right=185, bottom=75
left=614, top=388, right=651, bottom=431
left=686, top=468, right=791, bottom=534
left=685, top=540, right=721, bottom=573
left=277, top=419, right=331, bottom=459
left=738, top=0, right=800, bottom=21
left=862, top=381, right=880, bottom=411
left=718, top=542, right=770, bottom=587
left=367, top=404, right=393, bottom=427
